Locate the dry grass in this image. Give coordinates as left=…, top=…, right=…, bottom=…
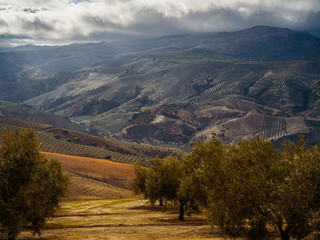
left=42, top=152, right=135, bottom=180
left=41, top=152, right=135, bottom=201
left=65, top=172, right=133, bottom=201
left=19, top=198, right=223, bottom=240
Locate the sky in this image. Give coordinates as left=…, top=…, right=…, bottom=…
left=0, top=0, right=320, bottom=47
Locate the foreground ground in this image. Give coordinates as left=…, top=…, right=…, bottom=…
left=19, top=198, right=223, bottom=240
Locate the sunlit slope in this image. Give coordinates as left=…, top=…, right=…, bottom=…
left=42, top=152, right=135, bottom=201
left=0, top=144, right=136, bottom=201
left=43, top=152, right=135, bottom=180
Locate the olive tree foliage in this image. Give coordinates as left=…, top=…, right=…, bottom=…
left=181, top=139, right=224, bottom=208
left=130, top=163, right=148, bottom=196
left=130, top=136, right=320, bottom=239
left=201, top=137, right=283, bottom=239
left=278, top=138, right=320, bottom=239
left=130, top=156, right=182, bottom=204
left=0, top=128, right=69, bottom=240
left=199, top=136, right=320, bottom=240
left=145, top=157, right=182, bottom=206
left=130, top=156, right=196, bottom=220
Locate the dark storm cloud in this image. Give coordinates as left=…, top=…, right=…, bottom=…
left=23, top=8, right=40, bottom=13
left=298, top=11, right=320, bottom=35
left=0, top=32, right=32, bottom=47
left=0, top=19, right=8, bottom=27
left=21, top=18, right=55, bottom=32
left=0, top=33, right=31, bottom=39
left=127, top=9, right=186, bottom=36
left=0, top=0, right=319, bottom=46
left=82, top=15, right=125, bottom=30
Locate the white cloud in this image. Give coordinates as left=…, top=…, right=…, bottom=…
left=0, top=0, right=319, bottom=46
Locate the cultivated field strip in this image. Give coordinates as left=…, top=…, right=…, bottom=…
left=260, top=115, right=287, bottom=140
left=0, top=118, right=152, bottom=165
left=107, top=137, right=179, bottom=154
left=0, top=101, right=88, bottom=133
left=37, top=134, right=151, bottom=164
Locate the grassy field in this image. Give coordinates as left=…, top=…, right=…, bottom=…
left=19, top=198, right=220, bottom=240
left=14, top=151, right=224, bottom=239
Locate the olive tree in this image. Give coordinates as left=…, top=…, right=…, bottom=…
left=129, top=162, right=148, bottom=197
left=130, top=156, right=193, bottom=220
left=146, top=157, right=183, bottom=206
left=0, top=128, right=69, bottom=240
left=198, top=137, right=320, bottom=240
left=131, top=136, right=320, bottom=238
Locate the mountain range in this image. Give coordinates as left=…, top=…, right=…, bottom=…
left=1, top=26, right=320, bottom=146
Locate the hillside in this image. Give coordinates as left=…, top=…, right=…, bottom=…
left=1, top=26, right=320, bottom=145
left=0, top=100, right=90, bottom=133
left=0, top=117, right=179, bottom=166
left=42, top=152, right=135, bottom=201
left=27, top=59, right=320, bottom=145
left=0, top=145, right=135, bottom=201
left=0, top=107, right=180, bottom=201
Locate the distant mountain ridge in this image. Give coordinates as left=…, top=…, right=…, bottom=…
left=210, top=26, right=320, bottom=60
left=0, top=44, right=60, bottom=52
left=1, top=26, right=320, bottom=145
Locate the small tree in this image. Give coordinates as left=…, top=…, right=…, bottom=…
left=0, top=128, right=69, bottom=240
left=130, top=154, right=210, bottom=220
left=130, top=156, right=189, bottom=219
left=145, top=157, right=182, bottom=206
left=128, top=163, right=148, bottom=197
left=176, top=141, right=220, bottom=220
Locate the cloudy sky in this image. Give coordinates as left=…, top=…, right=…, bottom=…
left=0, top=0, right=320, bottom=47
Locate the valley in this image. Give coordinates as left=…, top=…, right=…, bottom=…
left=1, top=26, right=320, bottom=146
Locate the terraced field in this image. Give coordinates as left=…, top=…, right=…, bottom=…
left=192, top=110, right=320, bottom=145
left=0, top=117, right=178, bottom=166
left=0, top=100, right=89, bottom=133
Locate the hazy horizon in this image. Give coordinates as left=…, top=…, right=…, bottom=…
left=0, top=0, right=319, bottom=47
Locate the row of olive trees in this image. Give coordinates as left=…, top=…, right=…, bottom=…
left=0, top=128, right=69, bottom=240
left=130, top=137, right=320, bottom=240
